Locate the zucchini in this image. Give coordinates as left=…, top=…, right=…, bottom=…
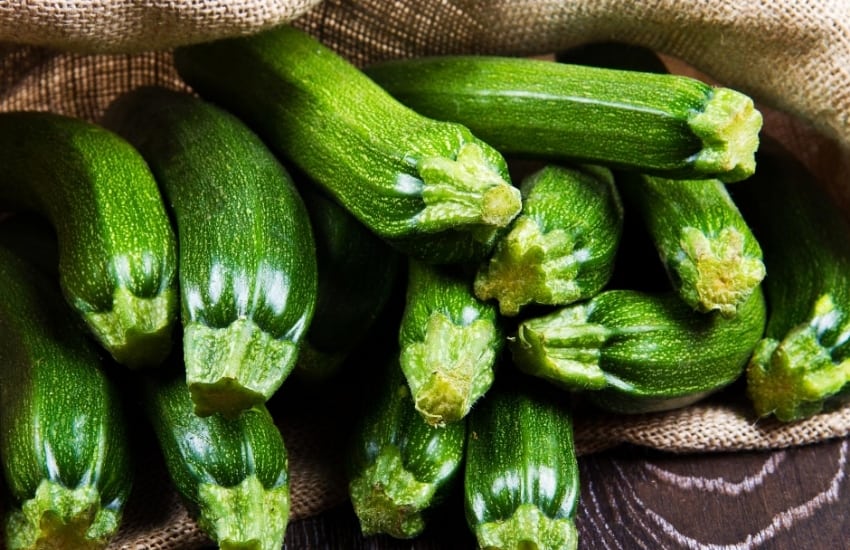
left=365, top=55, right=762, bottom=183
left=173, top=25, right=522, bottom=264
left=0, top=213, right=59, bottom=278
left=143, top=366, right=289, bottom=550
left=347, top=352, right=466, bottom=539
left=0, top=246, right=131, bottom=549
left=616, top=173, right=765, bottom=317
left=464, top=370, right=580, bottom=550
left=102, top=86, right=318, bottom=417
left=0, top=111, right=177, bottom=368
left=510, top=287, right=767, bottom=413
left=399, top=260, right=502, bottom=426
left=474, top=163, right=623, bottom=316
left=731, top=143, right=850, bottom=421
left=295, top=185, right=402, bottom=381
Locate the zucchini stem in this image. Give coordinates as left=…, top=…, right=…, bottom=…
left=475, top=502, right=578, bottom=550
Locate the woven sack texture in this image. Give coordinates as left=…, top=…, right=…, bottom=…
left=0, top=0, right=849, bottom=547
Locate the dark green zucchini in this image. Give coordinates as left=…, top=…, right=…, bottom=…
left=102, top=86, right=317, bottom=417
left=464, top=370, right=580, bottom=550
left=347, top=352, right=466, bottom=539
left=617, top=173, right=765, bottom=317
left=474, top=163, right=623, bottom=316
left=294, top=185, right=402, bottom=381
left=510, top=287, right=766, bottom=413
left=731, top=143, right=850, bottom=421
left=0, top=246, right=131, bottom=549
left=399, top=260, right=502, bottom=426
left=365, top=55, right=761, bottom=183
left=0, top=111, right=178, bottom=368
left=144, top=366, right=289, bottom=550
left=173, top=25, right=522, bottom=264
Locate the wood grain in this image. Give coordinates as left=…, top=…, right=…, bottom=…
left=281, top=437, right=850, bottom=549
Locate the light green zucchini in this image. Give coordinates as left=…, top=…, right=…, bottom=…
left=173, top=25, right=522, bottom=264
left=474, top=163, right=623, bottom=316
left=102, top=86, right=318, bottom=417
left=0, top=111, right=178, bottom=368
left=365, top=55, right=762, bottom=183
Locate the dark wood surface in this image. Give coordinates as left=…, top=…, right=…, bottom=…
left=282, top=436, right=850, bottom=549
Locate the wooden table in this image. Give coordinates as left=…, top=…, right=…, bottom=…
left=282, top=436, right=850, bottom=549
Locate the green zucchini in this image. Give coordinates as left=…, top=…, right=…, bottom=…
left=173, top=25, right=522, bottom=264
left=474, top=163, right=623, bottom=316
left=102, top=86, right=318, bottom=417
left=510, top=287, right=766, bottom=413
left=365, top=55, right=762, bottom=183
left=0, top=111, right=177, bottom=368
left=616, top=173, right=765, bottom=317
left=399, top=260, right=502, bottom=426
left=731, top=143, right=850, bottom=421
left=464, top=370, right=580, bottom=550
left=144, top=366, right=289, bottom=550
left=295, top=185, right=402, bottom=381
left=0, top=246, right=132, bottom=549
left=347, top=352, right=466, bottom=539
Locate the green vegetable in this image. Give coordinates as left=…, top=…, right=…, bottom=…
left=144, top=367, right=289, bottom=550
left=399, top=260, right=502, bottom=426
left=617, top=173, right=765, bottom=317
left=474, top=163, right=623, bottom=316
left=510, top=287, right=766, bottom=413
left=0, top=111, right=178, bottom=368
left=173, top=25, right=522, bottom=264
left=731, top=143, right=850, bottom=421
left=102, top=86, right=318, bottom=417
left=348, top=352, right=466, bottom=538
left=464, top=371, right=580, bottom=550
left=365, top=55, right=762, bottom=183
left=295, top=185, right=402, bottom=381
left=0, top=246, right=131, bottom=549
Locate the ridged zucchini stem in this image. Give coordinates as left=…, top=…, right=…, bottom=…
left=510, top=305, right=610, bottom=391
left=84, top=285, right=176, bottom=368
left=348, top=444, right=436, bottom=539
left=747, top=295, right=850, bottom=422
left=474, top=502, right=578, bottom=550
left=184, top=318, right=299, bottom=417
left=401, top=311, right=499, bottom=426
left=6, top=480, right=121, bottom=550
left=675, top=226, right=766, bottom=316
left=687, top=88, right=762, bottom=184
left=197, top=476, right=289, bottom=550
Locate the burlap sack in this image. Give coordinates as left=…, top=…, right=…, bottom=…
left=1, top=0, right=849, bottom=547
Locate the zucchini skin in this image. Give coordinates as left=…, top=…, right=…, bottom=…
left=347, top=353, right=466, bottom=539
left=102, top=86, right=318, bottom=417
left=0, top=111, right=178, bottom=368
left=295, top=185, right=402, bottom=381
left=173, top=25, right=522, bottom=264
left=144, top=367, right=289, bottom=550
left=731, top=144, right=850, bottom=421
left=464, top=371, right=579, bottom=550
left=0, top=246, right=131, bottom=549
left=617, top=173, right=765, bottom=317
left=474, top=163, right=623, bottom=316
left=365, top=55, right=762, bottom=183
left=510, top=287, right=766, bottom=413
left=399, top=260, right=502, bottom=426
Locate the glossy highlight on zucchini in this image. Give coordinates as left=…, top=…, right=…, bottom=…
left=103, top=86, right=318, bottom=417
left=173, top=25, right=522, bottom=264
left=474, top=163, right=623, bottom=316
left=0, top=243, right=132, bottom=549
left=0, top=111, right=178, bottom=368
left=366, top=55, right=762, bottom=183
left=510, top=287, right=766, bottom=413
left=732, top=143, right=850, bottom=421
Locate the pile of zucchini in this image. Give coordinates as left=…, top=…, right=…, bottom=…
left=0, top=23, right=846, bottom=550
